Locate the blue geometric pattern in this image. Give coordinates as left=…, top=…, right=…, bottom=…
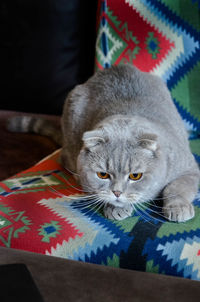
left=39, top=189, right=200, bottom=280
left=143, top=0, right=200, bottom=133
left=0, top=149, right=200, bottom=280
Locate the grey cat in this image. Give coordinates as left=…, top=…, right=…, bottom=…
left=8, top=64, right=200, bottom=222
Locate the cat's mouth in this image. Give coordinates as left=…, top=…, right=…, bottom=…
left=108, top=199, right=126, bottom=208
left=96, top=192, right=128, bottom=208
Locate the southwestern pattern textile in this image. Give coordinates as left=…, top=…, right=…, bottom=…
left=0, top=150, right=200, bottom=281
left=96, top=0, right=200, bottom=160
left=0, top=0, right=200, bottom=282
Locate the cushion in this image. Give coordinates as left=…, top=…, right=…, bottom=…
left=0, top=149, right=200, bottom=281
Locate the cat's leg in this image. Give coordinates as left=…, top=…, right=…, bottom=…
left=162, top=172, right=199, bottom=222
left=103, top=204, right=133, bottom=220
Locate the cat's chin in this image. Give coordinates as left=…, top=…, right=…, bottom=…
left=106, top=200, right=126, bottom=208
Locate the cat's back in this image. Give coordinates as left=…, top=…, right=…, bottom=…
left=86, top=65, right=181, bottom=126
left=88, top=64, right=149, bottom=101
left=63, top=64, right=187, bottom=146
left=87, top=65, right=169, bottom=108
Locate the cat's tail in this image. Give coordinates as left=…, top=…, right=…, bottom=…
left=7, top=116, right=62, bottom=146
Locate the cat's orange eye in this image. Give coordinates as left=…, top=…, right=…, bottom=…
left=97, top=172, right=110, bottom=179
left=129, top=173, right=143, bottom=181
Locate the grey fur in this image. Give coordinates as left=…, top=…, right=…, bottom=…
left=7, top=116, right=62, bottom=146
left=61, top=64, right=200, bottom=222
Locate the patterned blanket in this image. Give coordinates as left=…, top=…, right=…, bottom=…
left=0, top=0, right=200, bottom=281
left=0, top=149, right=200, bottom=280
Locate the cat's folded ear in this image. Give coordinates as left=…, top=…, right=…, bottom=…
left=137, top=133, right=158, bottom=154
left=82, top=129, right=106, bottom=150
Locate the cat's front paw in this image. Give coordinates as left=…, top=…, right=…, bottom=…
left=103, top=204, right=133, bottom=220
left=163, top=198, right=195, bottom=222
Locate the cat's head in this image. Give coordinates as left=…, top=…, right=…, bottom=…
left=77, top=118, right=163, bottom=208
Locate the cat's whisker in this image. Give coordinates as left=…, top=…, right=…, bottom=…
left=63, top=166, right=80, bottom=177
left=150, top=195, right=178, bottom=202
left=135, top=203, right=164, bottom=225
left=48, top=184, right=106, bottom=215
left=59, top=174, right=96, bottom=194
left=133, top=203, right=156, bottom=226
left=143, top=191, right=188, bottom=201
left=137, top=208, right=163, bottom=225
left=48, top=186, right=68, bottom=198
left=142, top=200, right=163, bottom=209
left=73, top=202, right=99, bottom=211
left=143, top=198, right=190, bottom=211
left=141, top=199, right=166, bottom=210
left=140, top=198, right=164, bottom=209
left=76, top=199, right=105, bottom=216
left=134, top=210, right=155, bottom=226
left=57, top=171, right=95, bottom=193
left=47, top=186, right=87, bottom=199
left=73, top=198, right=104, bottom=208
left=145, top=189, right=188, bottom=202
left=72, top=198, right=102, bottom=210
left=61, top=176, right=90, bottom=192
left=138, top=202, right=167, bottom=222
left=139, top=188, right=191, bottom=208
left=48, top=185, right=97, bottom=200
left=90, top=200, right=105, bottom=216
left=72, top=199, right=99, bottom=207
left=70, top=194, right=102, bottom=205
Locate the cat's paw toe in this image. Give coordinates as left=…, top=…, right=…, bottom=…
left=104, top=204, right=133, bottom=220
left=163, top=199, right=195, bottom=222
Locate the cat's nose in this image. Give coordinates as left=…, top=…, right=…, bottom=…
left=113, top=191, right=122, bottom=198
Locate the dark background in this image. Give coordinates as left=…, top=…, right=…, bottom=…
left=0, top=0, right=98, bottom=115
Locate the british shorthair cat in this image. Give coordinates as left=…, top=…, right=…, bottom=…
left=8, top=65, right=200, bottom=222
